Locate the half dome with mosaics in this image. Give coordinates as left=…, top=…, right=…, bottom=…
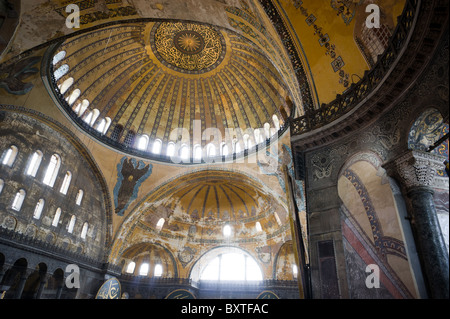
left=49, top=20, right=293, bottom=162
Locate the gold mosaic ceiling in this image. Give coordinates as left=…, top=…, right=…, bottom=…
left=53, top=21, right=292, bottom=148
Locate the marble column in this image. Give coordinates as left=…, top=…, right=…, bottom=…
left=384, top=150, right=449, bottom=299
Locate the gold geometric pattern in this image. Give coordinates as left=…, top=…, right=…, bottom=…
left=152, top=22, right=224, bottom=72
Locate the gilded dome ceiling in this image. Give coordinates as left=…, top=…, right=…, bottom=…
left=50, top=20, right=293, bottom=161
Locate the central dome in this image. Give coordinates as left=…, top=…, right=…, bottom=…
left=49, top=20, right=294, bottom=162
left=151, top=22, right=225, bottom=73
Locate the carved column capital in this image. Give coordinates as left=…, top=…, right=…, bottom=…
left=383, top=150, right=446, bottom=191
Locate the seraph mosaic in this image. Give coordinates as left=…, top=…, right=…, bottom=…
left=113, top=157, right=152, bottom=216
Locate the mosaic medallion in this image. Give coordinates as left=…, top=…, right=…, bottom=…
left=151, top=22, right=226, bottom=74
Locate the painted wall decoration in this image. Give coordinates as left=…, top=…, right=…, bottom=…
left=257, top=290, right=280, bottom=299
left=113, top=157, right=152, bottom=216
left=0, top=56, right=41, bottom=95
left=95, top=277, right=121, bottom=299
left=338, top=159, right=417, bottom=298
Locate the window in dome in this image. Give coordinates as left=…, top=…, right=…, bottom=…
left=264, top=123, right=271, bottom=140
left=25, top=150, right=43, bottom=177
left=221, top=142, right=229, bottom=156
left=154, top=264, right=163, bottom=277
left=59, top=77, right=74, bottom=94
left=166, top=142, right=176, bottom=157
left=52, top=51, right=66, bottom=65
left=73, top=99, right=89, bottom=117
left=180, top=144, right=189, bottom=161
left=272, top=114, right=280, bottom=131
left=137, top=135, right=149, bottom=151
left=193, top=144, right=202, bottom=162
left=255, top=221, right=262, bottom=233
left=66, top=88, right=80, bottom=106
left=152, top=139, right=162, bottom=154
left=139, top=263, right=149, bottom=276
left=126, top=261, right=136, bottom=274
left=54, top=64, right=69, bottom=81
left=0, top=179, right=4, bottom=195
left=11, top=189, right=26, bottom=211
left=223, top=224, right=232, bottom=237
left=206, top=143, right=216, bottom=158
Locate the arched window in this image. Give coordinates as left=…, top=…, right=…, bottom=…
left=43, top=154, right=61, bottom=187
left=66, top=88, right=81, bottom=106
left=54, top=64, right=69, bottom=81
left=292, top=264, right=298, bottom=279
left=264, top=123, right=271, bottom=140
left=197, top=249, right=263, bottom=282
left=33, top=199, right=45, bottom=220
left=223, top=224, right=232, bottom=237
left=255, top=221, right=262, bottom=233
left=166, top=142, right=176, bottom=157
left=0, top=179, right=4, bottom=195
left=254, top=129, right=262, bottom=144
left=152, top=139, right=162, bottom=154
left=73, top=99, right=89, bottom=117
left=52, top=51, right=66, bottom=65
left=156, top=218, right=165, bottom=231
left=68, top=215, right=76, bottom=233
left=180, top=144, right=189, bottom=161
left=243, top=134, right=249, bottom=149
left=154, top=264, right=163, bottom=277
left=272, top=114, right=280, bottom=131
left=193, top=144, right=202, bottom=162
left=139, top=263, right=149, bottom=276
left=75, top=189, right=84, bottom=206
left=81, top=222, right=88, bottom=239
left=206, top=143, right=216, bottom=158
left=59, top=77, right=74, bottom=94
left=2, top=145, right=18, bottom=167
left=52, top=208, right=62, bottom=227
left=221, top=142, right=229, bottom=156
left=83, top=111, right=93, bottom=125
left=59, top=171, right=72, bottom=195
left=89, top=109, right=100, bottom=126
left=11, top=189, right=26, bottom=211
left=126, top=261, right=136, bottom=274
left=96, top=117, right=111, bottom=135
left=233, top=139, right=242, bottom=154
left=25, top=150, right=43, bottom=177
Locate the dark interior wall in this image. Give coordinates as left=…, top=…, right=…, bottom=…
left=0, top=109, right=108, bottom=261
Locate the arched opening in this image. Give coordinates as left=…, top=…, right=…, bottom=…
left=25, top=150, right=43, bottom=177
left=59, top=77, right=74, bottom=94
left=1, top=258, right=28, bottom=299
left=2, top=145, right=18, bottom=167
left=59, top=171, right=72, bottom=195
left=190, top=247, right=263, bottom=283
left=11, top=189, right=26, bottom=211
left=137, top=135, right=149, bottom=151
left=33, top=198, right=45, bottom=219
left=43, top=154, right=61, bottom=187
left=152, top=139, right=162, bottom=154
